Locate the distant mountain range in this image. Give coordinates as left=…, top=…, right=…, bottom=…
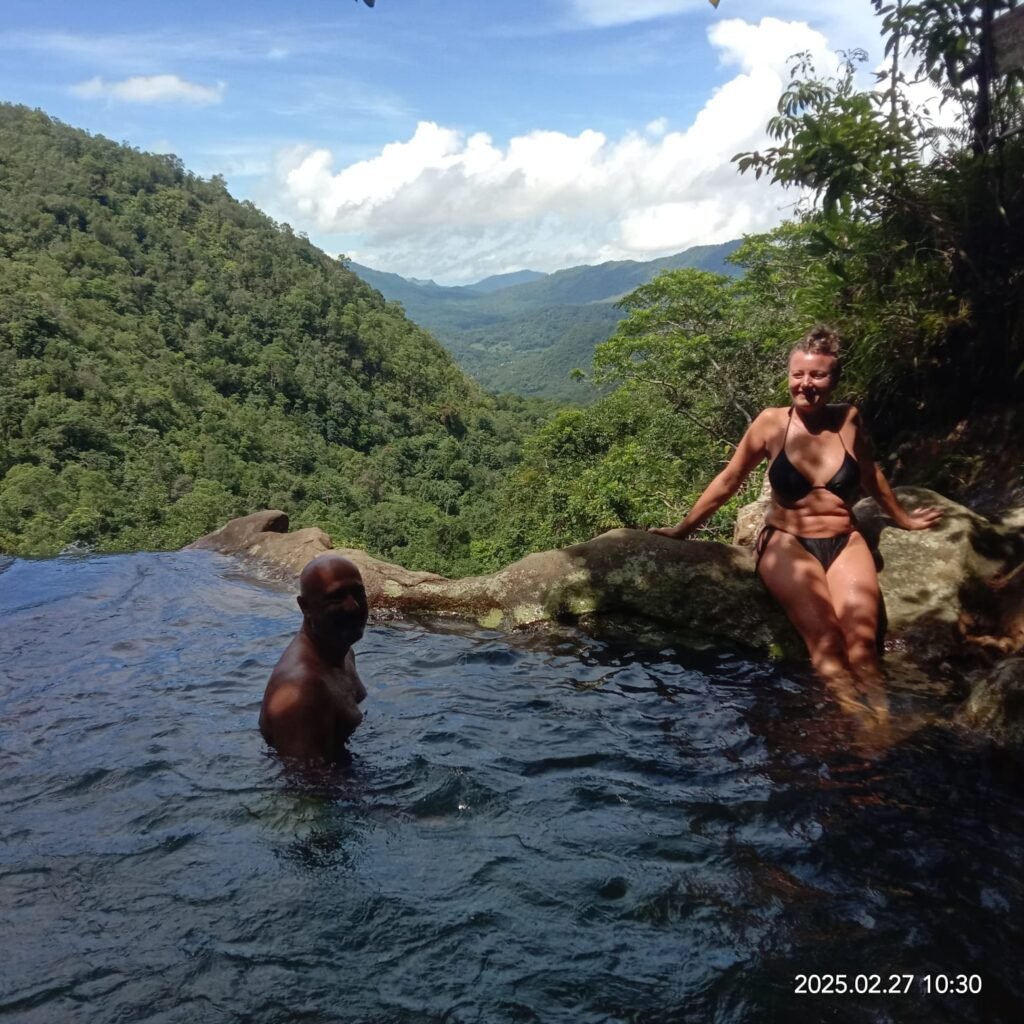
left=349, top=241, right=741, bottom=401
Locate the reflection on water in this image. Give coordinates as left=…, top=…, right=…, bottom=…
left=0, top=551, right=1021, bottom=1023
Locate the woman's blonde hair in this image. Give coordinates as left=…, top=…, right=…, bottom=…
left=790, top=325, right=842, bottom=381
left=792, top=324, right=842, bottom=359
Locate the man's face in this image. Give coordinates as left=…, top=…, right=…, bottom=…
left=302, top=563, right=368, bottom=647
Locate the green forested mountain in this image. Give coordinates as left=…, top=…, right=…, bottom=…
left=350, top=241, right=740, bottom=400
left=0, top=104, right=549, bottom=573
left=465, top=269, right=546, bottom=294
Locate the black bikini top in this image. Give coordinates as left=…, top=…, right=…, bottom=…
left=768, top=408, right=860, bottom=506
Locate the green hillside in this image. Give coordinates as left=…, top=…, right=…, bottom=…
left=476, top=243, right=742, bottom=310
left=0, top=104, right=549, bottom=574
left=351, top=242, right=740, bottom=400
left=448, top=304, right=621, bottom=398
left=465, top=269, right=546, bottom=293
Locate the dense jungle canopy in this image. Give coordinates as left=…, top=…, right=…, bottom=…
left=1, top=1, right=1022, bottom=574
left=0, top=103, right=549, bottom=574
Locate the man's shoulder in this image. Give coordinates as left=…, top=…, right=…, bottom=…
left=261, top=671, right=332, bottom=733
left=267, top=633, right=320, bottom=681
left=263, top=646, right=330, bottom=713
left=262, top=633, right=363, bottom=717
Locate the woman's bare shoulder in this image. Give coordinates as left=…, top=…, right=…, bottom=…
left=756, top=406, right=790, bottom=428
left=747, top=407, right=788, bottom=448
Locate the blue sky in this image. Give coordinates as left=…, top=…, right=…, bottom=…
left=2, top=1, right=890, bottom=283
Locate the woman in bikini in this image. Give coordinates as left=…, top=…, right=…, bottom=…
left=649, top=326, right=942, bottom=698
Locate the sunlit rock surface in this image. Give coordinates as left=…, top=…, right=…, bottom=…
left=189, top=511, right=798, bottom=656
left=190, top=488, right=1024, bottom=663
left=731, top=474, right=772, bottom=548
left=853, top=488, right=1021, bottom=650
left=188, top=510, right=334, bottom=575
left=732, top=487, right=1024, bottom=656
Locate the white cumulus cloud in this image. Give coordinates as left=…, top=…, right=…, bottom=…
left=71, top=74, right=225, bottom=105
left=270, top=16, right=893, bottom=282
left=711, top=15, right=833, bottom=76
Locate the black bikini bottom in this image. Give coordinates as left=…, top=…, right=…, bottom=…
left=756, top=526, right=854, bottom=572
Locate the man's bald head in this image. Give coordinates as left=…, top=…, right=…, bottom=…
left=299, top=553, right=364, bottom=601
left=297, top=554, right=368, bottom=654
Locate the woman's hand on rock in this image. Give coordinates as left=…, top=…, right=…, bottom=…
left=648, top=525, right=687, bottom=539
left=903, top=506, right=943, bottom=531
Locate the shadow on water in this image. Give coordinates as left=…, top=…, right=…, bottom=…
left=0, top=552, right=1022, bottom=1023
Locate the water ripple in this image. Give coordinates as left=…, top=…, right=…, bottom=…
left=0, top=552, right=1021, bottom=1023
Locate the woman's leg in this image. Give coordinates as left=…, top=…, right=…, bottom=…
left=824, top=531, right=882, bottom=677
left=757, top=529, right=851, bottom=680
left=760, top=529, right=889, bottom=746
left=824, top=532, right=891, bottom=738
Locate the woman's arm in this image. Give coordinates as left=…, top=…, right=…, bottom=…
left=850, top=408, right=942, bottom=531
left=649, top=410, right=773, bottom=540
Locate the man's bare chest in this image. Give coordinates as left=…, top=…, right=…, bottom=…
left=321, top=658, right=367, bottom=710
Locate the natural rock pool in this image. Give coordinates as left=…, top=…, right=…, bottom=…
left=1, top=551, right=1021, bottom=1023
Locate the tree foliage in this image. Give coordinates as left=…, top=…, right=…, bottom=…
left=734, top=4, right=1024, bottom=432
left=4, top=0, right=1021, bottom=574
left=0, top=104, right=548, bottom=572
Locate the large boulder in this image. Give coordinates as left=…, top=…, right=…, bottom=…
left=190, top=488, right=1024, bottom=661
left=853, top=487, right=1023, bottom=656
left=345, top=530, right=800, bottom=657
left=187, top=510, right=334, bottom=577
left=188, top=512, right=800, bottom=657
left=731, top=486, right=1024, bottom=659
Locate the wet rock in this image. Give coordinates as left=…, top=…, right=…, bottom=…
left=997, top=507, right=1024, bottom=531
left=190, top=516, right=800, bottom=658
left=347, top=529, right=802, bottom=658
left=959, top=559, right=1024, bottom=657
left=735, top=486, right=1024, bottom=658
left=190, top=488, right=1024, bottom=664
left=186, top=510, right=332, bottom=577
left=958, top=658, right=1024, bottom=749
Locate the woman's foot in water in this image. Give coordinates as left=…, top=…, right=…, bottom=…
left=823, top=669, right=894, bottom=754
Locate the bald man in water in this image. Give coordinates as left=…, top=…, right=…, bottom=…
left=259, top=553, right=370, bottom=762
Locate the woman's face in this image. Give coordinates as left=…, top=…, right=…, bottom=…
left=788, top=350, right=838, bottom=412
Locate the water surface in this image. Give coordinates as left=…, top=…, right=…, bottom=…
left=0, top=552, right=1021, bottom=1023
